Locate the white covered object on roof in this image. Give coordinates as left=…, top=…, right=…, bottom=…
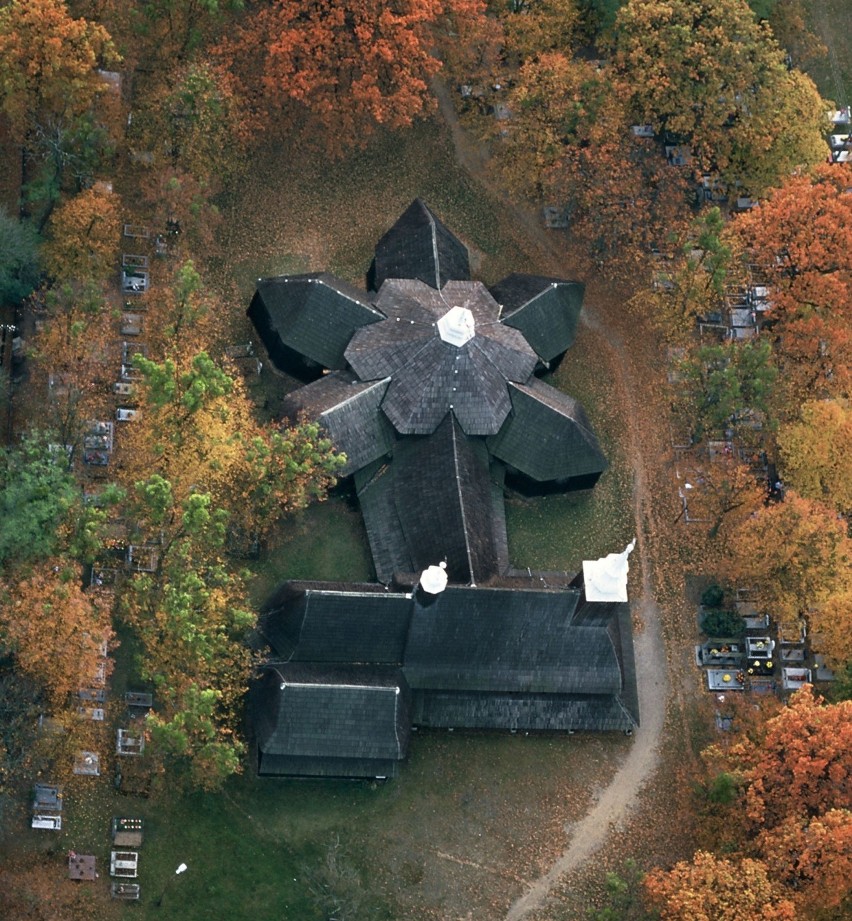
left=419, top=562, right=448, bottom=595
left=583, top=539, right=636, bottom=603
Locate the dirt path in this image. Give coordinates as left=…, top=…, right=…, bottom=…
left=432, top=78, right=672, bottom=920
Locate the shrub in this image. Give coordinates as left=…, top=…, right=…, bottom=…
left=700, top=583, right=725, bottom=608
left=701, top=607, right=744, bottom=638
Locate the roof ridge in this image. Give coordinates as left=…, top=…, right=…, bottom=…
left=448, top=417, right=477, bottom=585
left=281, top=681, right=401, bottom=692
left=426, top=205, right=441, bottom=290
left=318, top=377, right=390, bottom=417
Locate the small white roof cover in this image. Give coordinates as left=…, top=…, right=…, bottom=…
left=583, top=539, right=636, bottom=603
left=437, top=306, right=475, bottom=347
left=420, top=562, right=449, bottom=594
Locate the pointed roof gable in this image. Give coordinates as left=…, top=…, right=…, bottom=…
left=259, top=586, right=412, bottom=664
left=253, top=665, right=411, bottom=777
left=249, top=273, right=383, bottom=371
left=280, top=372, right=394, bottom=476
left=491, top=274, right=584, bottom=364
left=487, top=378, right=608, bottom=484
left=372, top=199, right=470, bottom=291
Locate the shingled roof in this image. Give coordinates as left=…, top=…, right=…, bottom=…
left=490, top=274, right=584, bottom=364
left=280, top=372, right=394, bottom=476
left=249, top=273, right=383, bottom=373
left=253, top=580, right=638, bottom=772
left=402, top=587, right=619, bottom=695
left=371, top=198, right=471, bottom=291
left=254, top=664, right=411, bottom=778
left=346, top=279, right=538, bottom=437
left=258, top=585, right=412, bottom=664
left=248, top=203, right=608, bottom=584
left=487, top=378, right=608, bottom=485
left=392, top=415, right=498, bottom=584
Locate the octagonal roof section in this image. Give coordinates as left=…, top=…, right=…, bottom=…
left=437, top=306, right=475, bottom=347
left=345, top=279, right=538, bottom=436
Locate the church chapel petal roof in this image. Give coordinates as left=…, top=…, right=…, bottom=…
left=487, top=378, right=608, bottom=483
left=372, top=198, right=471, bottom=291
left=279, top=372, right=394, bottom=476
left=489, top=273, right=584, bottom=363
left=345, top=279, right=538, bottom=436
left=249, top=273, right=383, bottom=371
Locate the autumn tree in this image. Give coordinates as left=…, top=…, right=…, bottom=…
left=0, top=559, right=114, bottom=706
left=612, top=0, right=828, bottom=194
left=0, top=0, right=118, bottom=142
left=722, top=492, right=851, bottom=631
left=729, top=164, right=852, bottom=408
left=0, top=0, right=120, bottom=223
left=221, top=0, right=489, bottom=150
left=739, top=686, right=852, bottom=830
left=139, top=166, right=223, bottom=258
left=119, top=479, right=254, bottom=790
left=643, top=850, right=796, bottom=921
left=499, top=0, right=581, bottom=61
left=42, top=183, right=121, bottom=284
left=28, top=281, right=118, bottom=437
left=631, top=207, right=738, bottom=345
left=677, top=457, right=768, bottom=540
left=673, top=338, right=777, bottom=444
left=117, top=348, right=345, bottom=542
left=778, top=399, right=852, bottom=516
left=164, top=62, right=248, bottom=186
left=498, top=54, right=690, bottom=269
left=809, top=591, right=852, bottom=672
left=131, top=0, right=243, bottom=63
left=762, top=0, right=827, bottom=70
left=757, top=810, right=852, bottom=915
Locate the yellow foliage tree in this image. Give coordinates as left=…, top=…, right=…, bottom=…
left=42, top=184, right=121, bottom=284
left=0, top=0, right=118, bottom=143
left=0, top=559, right=113, bottom=706
left=778, top=399, right=852, bottom=517
left=613, top=0, right=828, bottom=195
left=722, top=491, right=851, bottom=632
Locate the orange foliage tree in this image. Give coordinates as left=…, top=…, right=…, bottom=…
left=729, top=164, right=852, bottom=408
left=643, top=850, right=796, bottom=921
left=721, top=492, right=851, bottom=631
left=42, top=183, right=121, bottom=284
left=758, top=810, right=852, bottom=915
left=0, top=559, right=113, bottom=707
left=220, top=0, right=489, bottom=150
left=737, top=686, right=852, bottom=830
